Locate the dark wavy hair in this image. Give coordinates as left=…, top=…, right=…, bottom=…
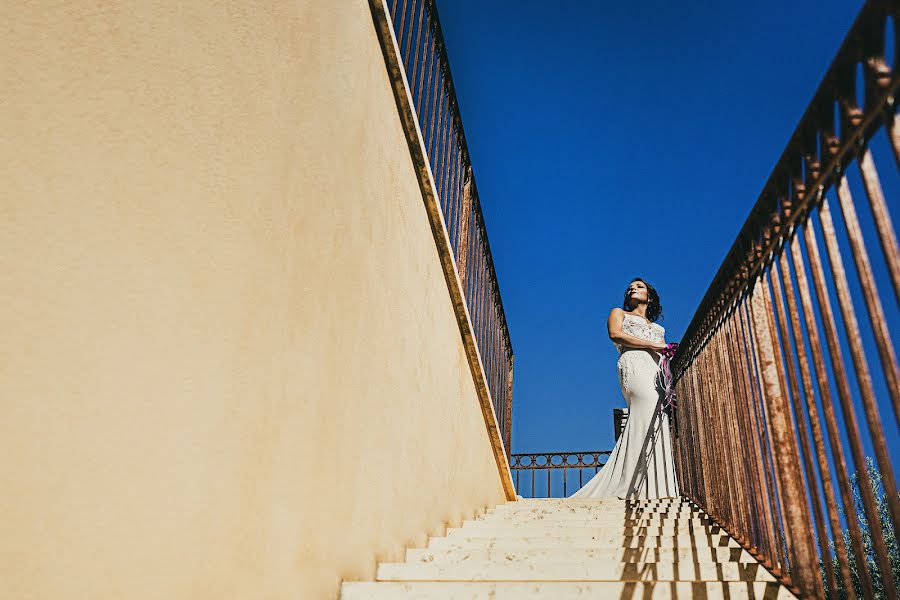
left=622, top=277, right=663, bottom=323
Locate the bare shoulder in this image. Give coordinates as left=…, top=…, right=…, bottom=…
left=609, top=307, right=625, bottom=318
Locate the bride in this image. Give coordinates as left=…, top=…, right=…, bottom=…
left=571, top=278, right=679, bottom=499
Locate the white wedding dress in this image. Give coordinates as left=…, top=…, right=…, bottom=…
left=571, top=313, right=679, bottom=499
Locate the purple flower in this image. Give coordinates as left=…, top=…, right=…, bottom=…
left=661, top=341, right=679, bottom=359
left=656, top=341, right=680, bottom=411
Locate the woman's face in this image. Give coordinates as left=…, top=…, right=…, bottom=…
left=626, top=280, right=649, bottom=307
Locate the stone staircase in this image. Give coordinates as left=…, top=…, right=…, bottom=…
left=341, top=497, right=797, bottom=599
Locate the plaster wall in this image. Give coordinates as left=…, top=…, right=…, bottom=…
left=0, top=1, right=508, bottom=598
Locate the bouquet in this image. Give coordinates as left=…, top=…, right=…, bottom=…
left=657, top=342, right=679, bottom=413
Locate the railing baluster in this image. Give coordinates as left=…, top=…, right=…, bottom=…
left=427, top=64, right=443, bottom=162
left=727, top=312, right=768, bottom=563
left=792, top=230, right=876, bottom=599
left=438, top=101, right=454, bottom=210
left=506, top=354, right=514, bottom=452
left=813, top=198, right=900, bottom=595
left=778, top=248, right=857, bottom=597
left=757, top=271, right=822, bottom=597
left=458, top=169, right=470, bottom=286
left=858, top=147, right=900, bottom=307
left=414, top=27, right=431, bottom=113
left=770, top=258, right=841, bottom=599
left=842, top=157, right=900, bottom=431
left=389, top=0, right=400, bottom=24
left=719, top=317, right=753, bottom=551
left=546, top=456, right=551, bottom=498
left=408, top=0, right=425, bottom=85
left=740, top=300, right=785, bottom=572
left=395, top=0, right=409, bottom=58
left=424, top=41, right=439, bottom=148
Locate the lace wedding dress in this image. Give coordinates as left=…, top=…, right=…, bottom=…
left=571, top=313, right=679, bottom=499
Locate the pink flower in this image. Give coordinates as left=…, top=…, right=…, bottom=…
left=661, top=341, right=679, bottom=359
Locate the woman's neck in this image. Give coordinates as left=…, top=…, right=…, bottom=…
left=629, top=305, right=649, bottom=319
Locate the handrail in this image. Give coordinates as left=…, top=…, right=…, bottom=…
left=380, top=0, right=515, bottom=453
left=673, top=2, right=900, bottom=598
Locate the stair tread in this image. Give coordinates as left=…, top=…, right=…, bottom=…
left=460, top=523, right=722, bottom=532
left=341, top=581, right=796, bottom=599
left=377, top=560, right=777, bottom=582
left=430, top=536, right=742, bottom=549
left=406, top=546, right=758, bottom=563
left=444, top=529, right=738, bottom=542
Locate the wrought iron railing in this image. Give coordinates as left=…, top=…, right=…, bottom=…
left=510, top=451, right=611, bottom=498
left=672, top=2, right=900, bottom=598
left=381, top=0, right=514, bottom=451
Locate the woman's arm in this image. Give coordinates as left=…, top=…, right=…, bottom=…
left=607, top=308, right=667, bottom=351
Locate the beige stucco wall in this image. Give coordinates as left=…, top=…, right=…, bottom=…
left=0, top=1, right=508, bottom=598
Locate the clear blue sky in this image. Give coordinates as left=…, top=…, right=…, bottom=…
left=434, top=0, right=900, bottom=458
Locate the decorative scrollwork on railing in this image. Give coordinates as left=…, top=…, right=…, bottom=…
left=509, top=451, right=611, bottom=498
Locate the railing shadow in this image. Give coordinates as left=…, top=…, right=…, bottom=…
left=615, top=501, right=787, bottom=599
left=623, top=398, right=672, bottom=499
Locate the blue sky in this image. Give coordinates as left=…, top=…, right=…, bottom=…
left=434, top=0, right=900, bottom=460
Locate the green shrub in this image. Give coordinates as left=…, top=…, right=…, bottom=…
left=821, top=457, right=899, bottom=599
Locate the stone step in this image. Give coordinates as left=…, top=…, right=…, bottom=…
left=507, top=497, right=689, bottom=503
left=496, top=499, right=697, bottom=507
left=502, top=500, right=700, bottom=510
left=486, top=511, right=705, bottom=521
left=341, top=581, right=797, bottom=599
left=485, top=511, right=705, bottom=522
left=487, top=504, right=703, bottom=514
left=468, top=516, right=719, bottom=527
left=475, top=516, right=716, bottom=527
left=448, top=524, right=732, bottom=539
left=406, top=545, right=758, bottom=564
left=376, top=560, right=777, bottom=582
left=501, top=504, right=697, bottom=511
left=488, top=505, right=703, bottom=514
left=473, top=515, right=715, bottom=525
left=430, top=533, right=742, bottom=549
left=457, top=524, right=724, bottom=537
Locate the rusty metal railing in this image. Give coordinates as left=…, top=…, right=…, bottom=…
left=672, top=2, right=900, bottom=598
left=510, top=451, right=611, bottom=498
left=381, top=0, right=514, bottom=452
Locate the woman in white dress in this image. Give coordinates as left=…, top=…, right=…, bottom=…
left=571, top=278, right=679, bottom=499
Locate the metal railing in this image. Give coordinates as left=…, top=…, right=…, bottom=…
left=672, top=2, right=900, bottom=598
left=383, top=0, right=514, bottom=451
left=510, top=451, right=611, bottom=498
